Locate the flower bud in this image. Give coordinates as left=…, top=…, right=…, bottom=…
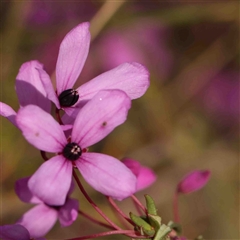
left=122, top=158, right=157, bottom=191
left=177, top=170, right=211, bottom=194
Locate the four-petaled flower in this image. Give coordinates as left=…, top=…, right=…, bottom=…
left=16, top=90, right=137, bottom=206
left=37, top=22, right=149, bottom=120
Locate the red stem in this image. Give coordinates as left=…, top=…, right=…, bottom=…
left=55, top=107, right=63, bottom=125
left=78, top=210, right=114, bottom=230
left=131, top=195, right=147, bottom=214
left=132, top=197, right=144, bottom=216
left=173, top=192, right=180, bottom=223
left=72, top=170, right=122, bottom=230
left=106, top=196, right=134, bottom=225
left=66, top=229, right=143, bottom=240
left=40, top=151, right=48, bottom=161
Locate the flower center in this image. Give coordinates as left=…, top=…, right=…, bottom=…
left=58, top=89, right=79, bottom=107
left=63, top=142, right=82, bottom=161
left=46, top=204, right=62, bottom=210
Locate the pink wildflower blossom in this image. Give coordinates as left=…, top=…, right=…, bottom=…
left=177, top=170, right=211, bottom=194
left=16, top=90, right=137, bottom=206
left=37, top=22, right=149, bottom=118
left=15, top=177, right=78, bottom=238
left=122, top=158, right=157, bottom=191
left=0, top=61, right=51, bottom=127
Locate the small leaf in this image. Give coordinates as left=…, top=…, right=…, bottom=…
left=167, top=221, right=182, bottom=235
left=145, top=194, right=157, bottom=215
left=153, top=224, right=171, bottom=240
left=148, top=214, right=161, bottom=230
left=130, top=212, right=155, bottom=236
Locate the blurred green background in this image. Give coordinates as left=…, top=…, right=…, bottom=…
left=0, top=1, right=239, bottom=239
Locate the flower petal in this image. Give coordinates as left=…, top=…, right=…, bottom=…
left=78, top=62, right=149, bottom=101
left=136, top=167, right=157, bottom=191
left=122, top=158, right=141, bottom=176
left=58, top=198, right=79, bottom=227
left=122, top=158, right=157, bottom=191
left=0, top=102, right=17, bottom=127
left=15, top=61, right=51, bottom=113
left=0, top=224, right=30, bottom=240
left=18, top=204, right=57, bottom=238
left=15, top=177, right=42, bottom=204
left=56, top=22, right=90, bottom=94
left=37, top=68, right=60, bottom=109
left=16, top=105, right=66, bottom=152
left=76, top=152, right=137, bottom=200
left=28, top=155, right=72, bottom=206
left=72, top=90, right=131, bottom=148
left=177, top=170, right=211, bottom=194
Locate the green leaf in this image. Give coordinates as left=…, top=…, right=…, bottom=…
left=148, top=214, right=162, bottom=230
left=130, top=212, right=155, bottom=237
left=153, top=224, right=171, bottom=240
left=167, top=221, right=182, bottom=235
left=145, top=195, right=157, bottom=215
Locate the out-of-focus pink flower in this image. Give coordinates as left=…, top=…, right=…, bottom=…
left=0, top=61, right=51, bottom=127
left=96, top=20, right=172, bottom=81
left=199, top=72, right=239, bottom=129
left=122, top=158, right=157, bottom=191
left=25, top=1, right=97, bottom=27
left=177, top=170, right=211, bottom=194
left=16, top=90, right=137, bottom=206
left=15, top=177, right=78, bottom=238
left=0, top=224, right=46, bottom=240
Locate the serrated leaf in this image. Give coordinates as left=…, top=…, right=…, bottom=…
left=145, top=195, right=157, bottom=215
left=153, top=224, right=171, bottom=240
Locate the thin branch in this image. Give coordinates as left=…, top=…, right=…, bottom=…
left=106, top=196, right=134, bottom=225
left=78, top=209, right=114, bottom=230
left=131, top=195, right=147, bottom=214
left=173, top=192, right=180, bottom=223
left=90, top=0, right=126, bottom=41
left=73, top=170, right=122, bottom=230
left=67, top=229, right=143, bottom=240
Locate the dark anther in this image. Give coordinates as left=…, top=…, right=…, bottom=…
left=45, top=204, right=61, bottom=211
left=58, top=89, right=79, bottom=107
left=63, top=142, right=82, bottom=161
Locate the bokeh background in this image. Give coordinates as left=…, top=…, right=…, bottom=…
left=0, top=1, right=239, bottom=239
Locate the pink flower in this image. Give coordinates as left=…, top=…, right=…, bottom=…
left=177, top=170, right=211, bottom=194
left=0, top=61, right=51, bottom=127
left=14, top=177, right=78, bottom=238
left=96, top=20, right=172, bottom=81
left=16, top=90, right=137, bottom=206
left=37, top=22, right=149, bottom=117
left=0, top=224, right=43, bottom=240
left=122, top=158, right=157, bottom=191
left=199, top=71, right=239, bottom=129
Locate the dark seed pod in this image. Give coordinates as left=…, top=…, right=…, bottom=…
left=58, top=89, right=79, bottom=107
left=63, top=142, right=82, bottom=161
